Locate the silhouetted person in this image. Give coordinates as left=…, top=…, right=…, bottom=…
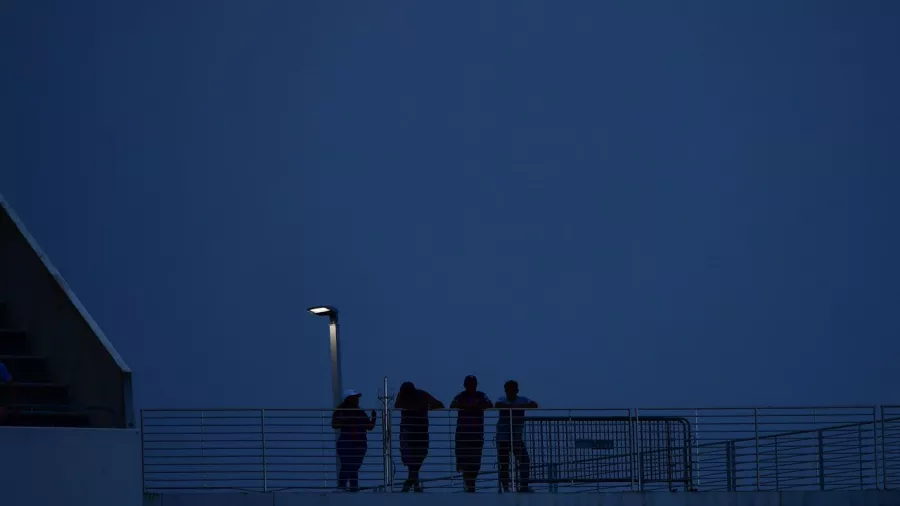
left=496, top=380, right=538, bottom=492
left=394, top=381, right=444, bottom=492
left=450, top=375, right=493, bottom=492
left=331, top=389, right=377, bottom=492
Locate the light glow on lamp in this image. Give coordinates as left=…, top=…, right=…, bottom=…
left=307, top=306, right=336, bottom=316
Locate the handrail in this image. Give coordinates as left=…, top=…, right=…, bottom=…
left=141, top=405, right=900, bottom=493
left=697, top=416, right=900, bottom=448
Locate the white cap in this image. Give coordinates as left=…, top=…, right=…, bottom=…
left=343, top=389, right=362, bottom=400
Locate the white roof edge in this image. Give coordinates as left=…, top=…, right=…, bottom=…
left=0, top=192, right=132, bottom=374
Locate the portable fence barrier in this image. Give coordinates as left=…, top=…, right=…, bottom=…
left=141, top=405, right=900, bottom=494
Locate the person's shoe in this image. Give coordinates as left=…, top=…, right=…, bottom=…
left=413, top=485, right=424, bottom=493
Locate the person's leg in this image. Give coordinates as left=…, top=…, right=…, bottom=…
left=414, top=439, right=429, bottom=491
left=497, top=440, right=512, bottom=491
left=463, top=435, right=484, bottom=492
left=513, top=439, right=531, bottom=491
left=408, top=461, right=422, bottom=490
left=400, top=437, right=414, bottom=492
left=337, top=449, right=350, bottom=490
left=467, top=440, right=484, bottom=492
left=348, top=448, right=365, bottom=492
left=457, top=436, right=477, bottom=492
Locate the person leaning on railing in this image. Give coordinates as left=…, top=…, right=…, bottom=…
left=495, top=380, right=537, bottom=493
left=395, top=381, right=444, bottom=492
left=331, top=389, right=377, bottom=492
left=450, top=375, right=493, bottom=493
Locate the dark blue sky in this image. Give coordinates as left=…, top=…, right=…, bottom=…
left=1, top=1, right=898, bottom=411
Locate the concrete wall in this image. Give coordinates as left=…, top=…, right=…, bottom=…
left=146, top=491, right=900, bottom=506
left=0, top=194, right=133, bottom=428
left=0, top=426, right=142, bottom=506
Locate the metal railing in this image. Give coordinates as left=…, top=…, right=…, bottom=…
left=141, top=405, right=900, bottom=494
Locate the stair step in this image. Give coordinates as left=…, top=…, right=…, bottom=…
left=0, top=382, right=69, bottom=405
left=0, top=355, right=51, bottom=383
left=0, top=330, right=30, bottom=355
left=0, top=407, right=90, bottom=428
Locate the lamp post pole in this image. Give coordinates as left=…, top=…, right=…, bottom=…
left=327, top=312, right=343, bottom=409
left=307, top=306, right=344, bottom=488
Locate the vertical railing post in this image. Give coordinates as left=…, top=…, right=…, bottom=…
left=320, top=412, right=328, bottom=489
left=774, top=435, right=780, bottom=490
left=881, top=406, right=888, bottom=490
left=818, top=429, right=826, bottom=491
left=379, top=376, right=392, bottom=492
left=201, top=411, right=207, bottom=489
left=140, top=410, right=146, bottom=494
left=693, top=409, right=700, bottom=490
left=629, top=408, right=637, bottom=491
left=261, top=409, right=267, bottom=492
left=636, top=408, right=644, bottom=491
left=508, top=407, right=515, bottom=491
left=872, top=405, right=879, bottom=490
left=858, top=422, right=864, bottom=490
left=754, top=408, right=760, bottom=491
left=725, top=441, right=735, bottom=491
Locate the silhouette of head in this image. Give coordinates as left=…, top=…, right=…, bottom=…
left=399, top=382, right=416, bottom=395
left=464, top=375, right=478, bottom=393
left=504, top=380, right=519, bottom=400
left=342, top=390, right=362, bottom=408
left=398, top=381, right=416, bottom=401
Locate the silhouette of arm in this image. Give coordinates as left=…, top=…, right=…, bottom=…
left=477, top=394, right=493, bottom=409
left=366, top=410, right=377, bottom=431
left=449, top=394, right=461, bottom=409
left=421, top=391, right=444, bottom=410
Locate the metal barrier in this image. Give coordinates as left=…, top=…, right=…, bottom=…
left=141, top=405, right=900, bottom=494
left=883, top=405, right=900, bottom=490
left=524, top=415, right=691, bottom=490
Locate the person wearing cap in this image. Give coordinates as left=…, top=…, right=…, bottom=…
left=450, top=375, right=493, bottom=492
left=331, top=389, right=377, bottom=492
left=495, top=380, right=538, bottom=493
left=395, top=381, right=444, bottom=492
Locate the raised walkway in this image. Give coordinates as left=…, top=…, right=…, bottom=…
left=148, top=491, right=900, bottom=506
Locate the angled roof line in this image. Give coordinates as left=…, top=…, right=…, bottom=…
left=0, top=192, right=131, bottom=374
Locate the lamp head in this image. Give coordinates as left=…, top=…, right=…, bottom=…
left=307, top=306, right=338, bottom=317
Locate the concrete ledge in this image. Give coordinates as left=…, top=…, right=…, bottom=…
left=146, top=491, right=900, bottom=506
left=0, top=426, right=142, bottom=506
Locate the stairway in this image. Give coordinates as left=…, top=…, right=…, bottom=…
left=0, top=302, right=91, bottom=428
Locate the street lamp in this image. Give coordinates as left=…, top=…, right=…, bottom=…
left=307, top=306, right=343, bottom=409
left=307, top=305, right=344, bottom=487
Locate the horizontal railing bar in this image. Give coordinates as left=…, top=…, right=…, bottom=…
left=140, top=406, right=900, bottom=494
left=141, top=405, right=887, bottom=414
